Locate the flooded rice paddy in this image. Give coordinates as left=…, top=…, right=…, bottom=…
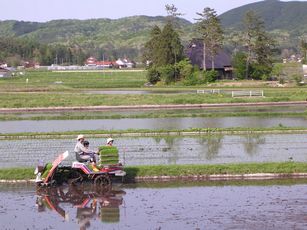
left=1, top=180, right=307, bottom=229
left=1, top=134, right=307, bottom=168
left=1, top=116, right=307, bottom=133
left=2, top=106, right=307, bottom=229
left=0, top=105, right=306, bottom=134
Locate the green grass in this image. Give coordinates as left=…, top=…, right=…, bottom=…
left=0, top=107, right=307, bottom=121
left=125, top=162, right=307, bottom=179
left=1, top=90, right=307, bottom=108
left=1, top=162, right=307, bottom=180
left=0, top=70, right=147, bottom=91
left=1, top=70, right=307, bottom=108
left=0, top=168, right=35, bottom=180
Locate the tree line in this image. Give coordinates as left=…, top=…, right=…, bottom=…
left=1, top=4, right=305, bottom=85
left=0, top=35, right=142, bottom=67
left=144, top=5, right=279, bottom=85
left=0, top=36, right=87, bottom=66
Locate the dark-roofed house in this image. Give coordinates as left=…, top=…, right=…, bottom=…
left=186, top=39, right=233, bottom=79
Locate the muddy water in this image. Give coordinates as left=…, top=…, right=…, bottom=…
left=1, top=116, right=307, bottom=133
left=1, top=181, right=307, bottom=229
left=1, top=134, right=307, bottom=168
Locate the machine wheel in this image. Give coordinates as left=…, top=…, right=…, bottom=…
left=69, top=170, right=83, bottom=185
left=94, top=174, right=111, bottom=188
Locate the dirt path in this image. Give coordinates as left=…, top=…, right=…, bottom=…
left=0, top=101, right=307, bottom=113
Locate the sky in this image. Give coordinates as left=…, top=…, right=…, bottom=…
left=0, top=0, right=305, bottom=23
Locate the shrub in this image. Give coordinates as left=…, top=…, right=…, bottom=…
left=292, top=74, right=303, bottom=86
left=175, top=59, right=194, bottom=80
left=279, top=77, right=285, bottom=85
left=250, top=63, right=272, bottom=80
left=158, top=65, right=176, bottom=84
left=183, top=67, right=202, bottom=86
left=203, top=70, right=218, bottom=83
left=146, top=67, right=161, bottom=84
left=232, top=52, right=247, bottom=80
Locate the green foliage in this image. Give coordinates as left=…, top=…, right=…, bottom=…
left=279, top=77, right=285, bottom=85
left=292, top=74, right=303, bottom=86
left=220, top=1, right=307, bottom=65
left=182, top=68, right=217, bottom=85
left=143, top=25, right=162, bottom=65
left=220, top=0, right=307, bottom=32
left=2, top=1, right=307, bottom=66
left=147, top=65, right=178, bottom=85
left=183, top=67, right=202, bottom=86
left=195, top=7, right=224, bottom=70
left=232, top=52, right=247, bottom=80
left=0, top=16, right=193, bottom=64
left=158, top=65, right=176, bottom=84
left=272, top=63, right=283, bottom=79
left=236, top=10, right=275, bottom=80
left=203, top=70, right=218, bottom=83
left=300, top=40, right=307, bottom=64
left=146, top=67, right=161, bottom=84
left=0, top=36, right=87, bottom=66
left=250, top=63, right=272, bottom=80
left=175, top=59, right=194, bottom=79
left=143, top=22, right=184, bottom=68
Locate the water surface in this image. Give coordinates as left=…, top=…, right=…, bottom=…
left=1, top=181, right=307, bottom=229
left=1, top=116, right=307, bottom=133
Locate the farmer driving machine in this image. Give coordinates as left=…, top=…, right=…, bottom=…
left=35, top=146, right=126, bottom=188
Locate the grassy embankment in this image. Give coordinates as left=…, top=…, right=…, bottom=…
left=1, top=107, right=307, bottom=121
left=1, top=69, right=307, bottom=108
left=2, top=88, right=307, bottom=108
left=1, top=162, right=307, bottom=181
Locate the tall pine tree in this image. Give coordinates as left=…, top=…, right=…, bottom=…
left=195, top=7, right=223, bottom=70
left=143, top=22, right=183, bottom=67
left=242, top=11, right=275, bottom=79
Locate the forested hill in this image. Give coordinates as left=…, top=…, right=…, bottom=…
left=0, top=16, right=193, bottom=45
left=0, top=0, right=307, bottom=41
left=0, top=16, right=195, bottom=61
left=219, top=0, right=307, bottom=32
left=1, top=0, right=307, bottom=62
left=1, top=0, right=307, bottom=43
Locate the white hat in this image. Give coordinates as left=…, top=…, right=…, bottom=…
left=107, top=138, right=114, bottom=144
left=77, top=134, right=85, bottom=140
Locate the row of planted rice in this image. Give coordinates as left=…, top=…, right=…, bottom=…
left=1, top=134, right=307, bottom=168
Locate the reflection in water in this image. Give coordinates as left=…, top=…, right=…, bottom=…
left=152, top=136, right=179, bottom=164
left=206, top=135, right=223, bottom=160
left=243, top=134, right=266, bottom=156
left=152, top=136, right=224, bottom=163
left=2, top=134, right=307, bottom=168
left=2, top=181, right=307, bottom=229
left=36, top=184, right=126, bottom=229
